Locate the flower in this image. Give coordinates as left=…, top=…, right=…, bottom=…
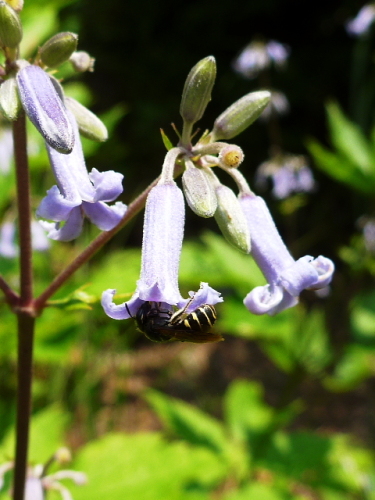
left=102, top=180, right=222, bottom=321
left=239, top=193, right=334, bottom=315
left=233, top=40, right=290, bottom=79
left=16, top=64, right=74, bottom=153
left=0, top=460, right=86, bottom=500
left=260, top=90, right=289, bottom=120
left=346, top=3, right=375, bottom=36
left=256, top=154, right=315, bottom=199
left=37, top=110, right=127, bottom=241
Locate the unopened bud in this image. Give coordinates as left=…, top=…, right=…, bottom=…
left=214, top=184, right=251, bottom=253
left=4, top=0, right=23, bottom=12
left=0, top=1, right=22, bottom=48
left=0, top=76, right=20, bottom=120
left=218, top=144, right=244, bottom=168
left=180, top=56, right=216, bottom=125
left=39, top=32, right=78, bottom=68
left=69, top=51, right=95, bottom=72
left=65, top=97, right=108, bottom=142
left=211, top=90, right=271, bottom=141
left=182, top=165, right=217, bottom=218
left=54, top=447, right=72, bottom=464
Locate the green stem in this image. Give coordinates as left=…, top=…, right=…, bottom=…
left=12, top=112, right=35, bottom=500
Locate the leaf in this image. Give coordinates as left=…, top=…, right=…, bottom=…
left=160, top=128, right=174, bottom=150
left=144, top=389, right=228, bottom=456
left=69, top=432, right=226, bottom=500
left=326, top=102, right=374, bottom=175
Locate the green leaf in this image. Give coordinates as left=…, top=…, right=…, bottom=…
left=307, top=138, right=374, bottom=193
left=326, top=101, right=374, bottom=175
left=160, top=128, right=174, bottom=150
left=0, top=405, right=68, bottom=463
left=69, top=432, right=226, bottom=500
left=144, top=389, right=228, bottom=456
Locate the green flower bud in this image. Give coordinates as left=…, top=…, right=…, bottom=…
left=0, top=1, right=22, bottom=48
left=180, top=56, right=216, bottom=125
left=0, top=76, right=20, bottom=120
left=182, top=165, right=217, bottom=218
left=69, top=51, right=95, bottom=72
left=39, top=32, right=78, bottom=68
left=65, top=96, right=108, bottom=142
left=214, top=184, right=251, bottom=253
left=211, top=90, right=271, bottom=141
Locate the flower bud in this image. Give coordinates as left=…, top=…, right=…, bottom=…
left=65, top=97, right=108, bottom=142
left=39, top=32, right=78, bottom=68
left=218, top=144, right=244, bottom=168
left=214, top=184, right=251, bottom=253
left=180, top=56, right=216, bottom=125
left=211, top=90, right=271, bottom=141
left=4, top=0, right=23, bottom=11
left=0, top=76, right=21, bottom=120
left=0, top=0, right=22, bottom=48
left=69, top=51, right=95, bottom=72
left=182, top=165, right=217, bottom=218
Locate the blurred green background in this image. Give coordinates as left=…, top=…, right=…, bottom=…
left=2, top=0, right=375, bottom=498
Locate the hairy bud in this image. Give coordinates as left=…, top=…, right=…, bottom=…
left=182, top=165, right=217, bottom=218
left=211, top=90, right=271, bottom=141
left=0, top=0, right=22, bottom=48
left=65, top=97, right=108, bottom=142
left=39, top=32, right=78, bottom=68
left=69, top=51, right=95, bottom=72
left=0, top=76, right=20, bottom=120
left=180, top=56, right=216, bottom=125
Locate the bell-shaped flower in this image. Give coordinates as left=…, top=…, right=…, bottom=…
left=239, top=193, right=334, bottom=315
left=37, top=110, right=126, bottom=241
left=102, top=180, right=222, bottom=320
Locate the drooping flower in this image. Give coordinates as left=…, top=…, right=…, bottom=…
left=233, top=40, right=290, bottom=79
left=260, top=90, right=289, bottom=120
left=0, top=220, right=50, bottom=258
left=256, top=154, right=315, bottom=199
left=102, top=179, right=223, bottom=321
left=37, top=110, right=127, bottom=241
left=346, top=3, right=375, bottom=36
left=239, top=193, right=334, bottom=315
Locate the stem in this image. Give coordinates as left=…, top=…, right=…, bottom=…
left=12, top=112, right=35, bottom=500
left=33, top=175, right=162, bottom=311
left=0, top=275, right=19, bottom=307
left=13, top=315, right=35, bottom=500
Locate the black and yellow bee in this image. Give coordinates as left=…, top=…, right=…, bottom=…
left=133, top=301, right=223, bottom=343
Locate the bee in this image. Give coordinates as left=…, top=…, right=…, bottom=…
left=130, top=301, right=223, bottom=343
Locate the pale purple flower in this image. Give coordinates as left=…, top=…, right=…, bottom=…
left=37, top=110, right=127, bottom=241
left=233, top=40, right=290, bottom=79
left=362, top=218, right=375, bottom=252
left=102, top=181, right=222, bottom=320
left=16, top=65, right=74, bottom=153
left=260, top=91, right=289, bottom=120
left=239, top=193, right=334, bottom=315
left=256, top=154, right=315, bottom=199
left=346, top=4, right=375, bottom=36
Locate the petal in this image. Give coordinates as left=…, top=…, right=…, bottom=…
left=89, top=168, right=124, bottom=202
left=279, top=255, right=319, bottom=296
left=82, top=201, right=127, bottom=231
left=31, top=220, right=50, bottom=251
left=239, top=194, right=295, bottom=283
left=25, top=477, right=44, bottom=500
left=17, top=65, right=74, bottom=153
left=178, top=282, right=223, bottom=311
left=308, top=256, right=335, bottom=289
left=138, top=182, right=185, bottom=305
left=36, top=185, right=80, bottom=221
left=101, top=289, right=143, bottom=319
left=244, top=284, right=297, bottom=315
left=40, top=206, right=84, bottom=241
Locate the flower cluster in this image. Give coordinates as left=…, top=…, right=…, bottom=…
left=233, top=39, right=290, bottom=79
left=256, top=153, right=315, bottom=199
left=102, top=56, right=334, bottom=338
left=0, top=22, right=126, bottom=241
